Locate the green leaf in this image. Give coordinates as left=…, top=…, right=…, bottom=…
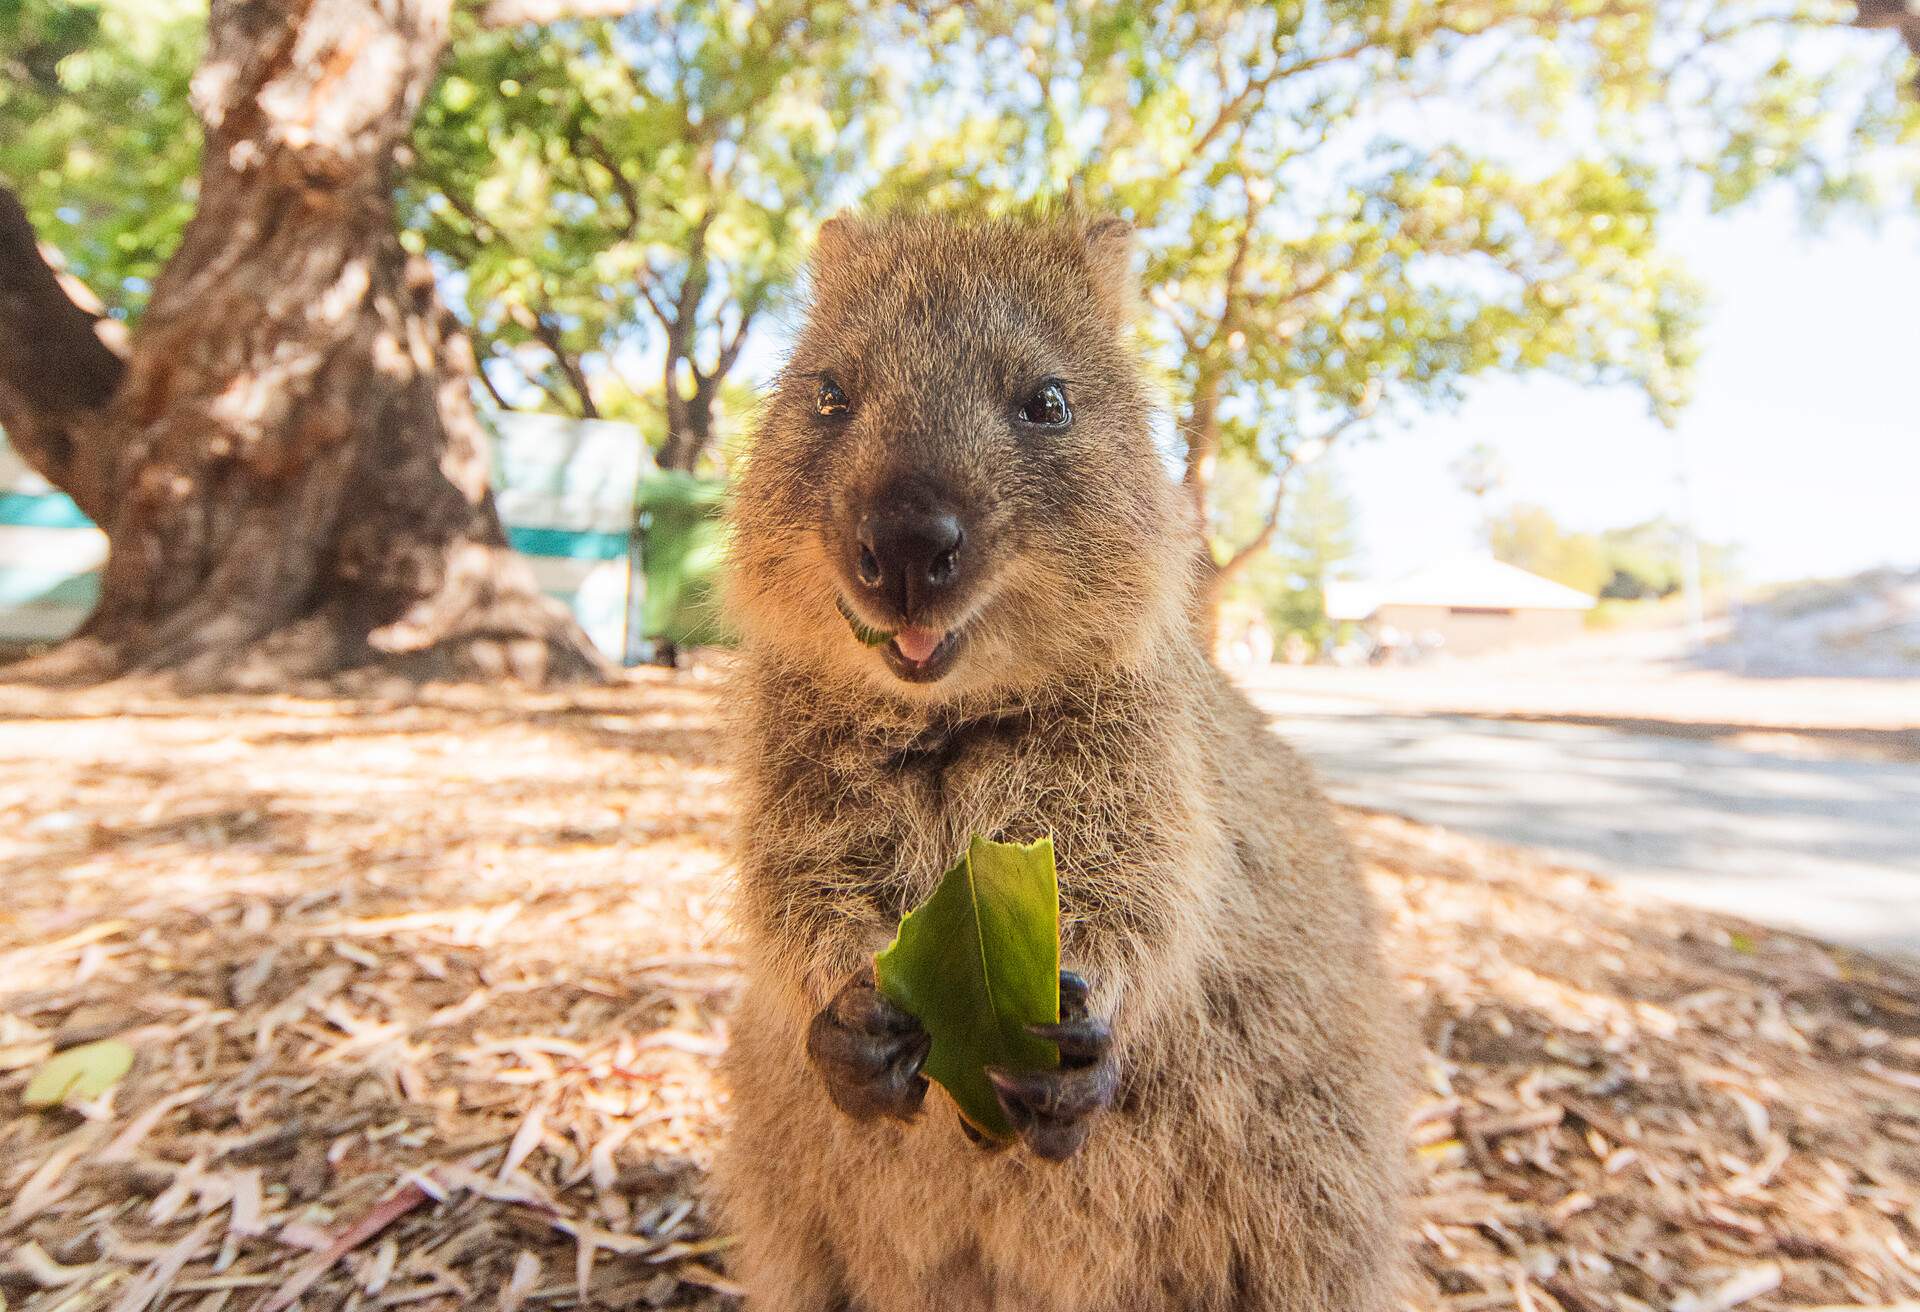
left=23, top=1039, right=134, bottom=1107
left=834, top=595, right=892, bottom=647
left=874, top=835, right=1060, bottom=1141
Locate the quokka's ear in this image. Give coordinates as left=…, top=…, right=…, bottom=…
left=1080, top=216, right=1138, bottom=320
left=812, top=214, right=870, bottom=271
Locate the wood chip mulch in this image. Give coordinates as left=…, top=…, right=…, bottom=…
left=1, top=674, right=1915, bottom=1311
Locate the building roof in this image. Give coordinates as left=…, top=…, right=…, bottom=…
left=1325, top=555, right=1597, bottom=621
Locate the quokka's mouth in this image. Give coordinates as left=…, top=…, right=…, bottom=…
left=835, top=596, right=965, bottom=683
left=880, top=626, right=963, bottom=683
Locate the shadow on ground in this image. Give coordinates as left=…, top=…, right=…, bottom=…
left=1, top=675, right=1916, bottom=1311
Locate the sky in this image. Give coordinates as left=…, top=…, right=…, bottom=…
left=1333, top=196, right=1920, bottom=585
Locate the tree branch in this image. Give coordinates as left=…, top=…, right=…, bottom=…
left=576, top=129, right=644, bottom=240
left=1188, top=37, right=1376, bottom=163
left=530, top=308, right=599, bottom=419
left=0, top=183, right=126, bottom=524
left=1213, top=400, right=1378, bottom=583
left=710, top=290, right=763, bottom=385
left=474, top=357, right=517, bottom=412
left=637, top=274, right=673, bottom=331
left=1179, top=195, right=1260, bottom=516
left=1214, top=472, right=1293, bottom=584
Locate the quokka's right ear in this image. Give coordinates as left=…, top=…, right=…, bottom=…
left=1080, top=216, right=1138, bottom=322
left=813, top=215, right=871, bottom=270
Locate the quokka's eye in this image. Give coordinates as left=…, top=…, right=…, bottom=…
left=1018, top=380, right=1071, bottom=428
left=816, top=377, right=851, bottom=418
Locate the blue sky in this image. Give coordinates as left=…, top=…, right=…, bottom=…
left=1335, top=195, right=1920, bottom=584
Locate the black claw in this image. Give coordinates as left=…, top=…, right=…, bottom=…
left=1024, top=1113, right=1098, bottom=1162
left=984, top=970, right=1120, bottom=1164
left=986, top=1065, right=1061, bottom=1118
left=1058, top=970, right=1091, bottom=1018
left=807, top=971, right=931, bottom=1123
left=1025, top=1015, right=1112, bottom=1067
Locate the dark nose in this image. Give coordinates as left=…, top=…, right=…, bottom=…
left=854, top=500, right=965, bottom=620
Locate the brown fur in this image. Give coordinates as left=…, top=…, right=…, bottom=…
left=716, top=213, right=1410, bottom=1312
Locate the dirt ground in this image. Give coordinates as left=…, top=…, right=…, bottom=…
left=2, top=671, right=1917, bottom=1312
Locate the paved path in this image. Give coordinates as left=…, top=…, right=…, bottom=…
left=1249, top=691, right=1920, bottom=959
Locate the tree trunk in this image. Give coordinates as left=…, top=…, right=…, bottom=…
left=3, top=0, right=606, bottom=689
left=659, top=361, right=728, bottom=472
left=0, top=186, right=125, bottom=525
left=657, top=362, right=714, bottom=473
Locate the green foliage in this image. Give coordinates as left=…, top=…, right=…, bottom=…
left=405, top=1, right=899, bottom=458
left=873, top=836, right=1062, bottom=1141
left=0, top=0, right=201, bottom=316
left=3, top=0, right=1914, bottom=534
left=1489, top=502, right=1733, bottom=598
left=1220, top=460, right=1363, bottom=646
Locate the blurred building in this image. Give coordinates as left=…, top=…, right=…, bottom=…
left=1326, top=556, right=1596, bottom=658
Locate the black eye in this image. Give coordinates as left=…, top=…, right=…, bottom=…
left=1018, top=380, right=1070, bottom=428
left=816, top=377, right=850, bottom=418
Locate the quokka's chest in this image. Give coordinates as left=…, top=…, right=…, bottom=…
left=802, top=730, right=1150, bottom=923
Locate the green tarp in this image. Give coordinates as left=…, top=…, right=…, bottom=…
left=635, top=470, right=730, bottom=649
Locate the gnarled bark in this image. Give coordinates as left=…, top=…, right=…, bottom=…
left=2, top=0, right=606, bottom=689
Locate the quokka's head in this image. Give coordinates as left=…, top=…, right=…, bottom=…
left=726, top=212, right=1192, bottom=704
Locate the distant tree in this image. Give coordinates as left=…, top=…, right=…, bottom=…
left=1268, top=464, right=1363, bottom=647
left=1214, top=458, right=1361, bottom=647
left=1596, top=517, right=1736, bottom=598
left=406, top=0, right=899, bottom=470
left=1489, top=504, right=1610, bottom=595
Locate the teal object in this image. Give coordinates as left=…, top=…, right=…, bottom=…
left=634, top=471, right=730, bottom=649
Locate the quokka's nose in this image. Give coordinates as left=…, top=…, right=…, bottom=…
left=854, top=503, right=965, bottom=620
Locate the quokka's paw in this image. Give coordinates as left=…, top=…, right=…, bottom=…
left=985, top=970, right=1118, bottom=1162
left=807, top=968, right=932, bottom=1123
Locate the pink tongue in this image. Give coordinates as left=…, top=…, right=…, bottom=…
left=892, top=627, right=946, bottom=663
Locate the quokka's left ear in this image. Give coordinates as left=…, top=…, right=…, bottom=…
left=1079, top=216, right=1139, bottom=323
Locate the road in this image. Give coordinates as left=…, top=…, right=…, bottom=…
left=1248, top=689, right=1920, bottom=959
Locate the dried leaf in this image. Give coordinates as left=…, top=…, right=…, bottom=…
left=23, top=1038, right=135, bottom=1107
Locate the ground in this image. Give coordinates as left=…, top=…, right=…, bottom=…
left=2, top=671, right=1918, bottom=1312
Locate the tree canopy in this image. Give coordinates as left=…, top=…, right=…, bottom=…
left=0, top=0, right=199, bottom=315
left=3, top=0, right=1916, bottom=600
left=406, top=0, right=904, bottom=468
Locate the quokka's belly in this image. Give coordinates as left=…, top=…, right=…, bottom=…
left=821, top=1093, right=1225, bottom=1312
